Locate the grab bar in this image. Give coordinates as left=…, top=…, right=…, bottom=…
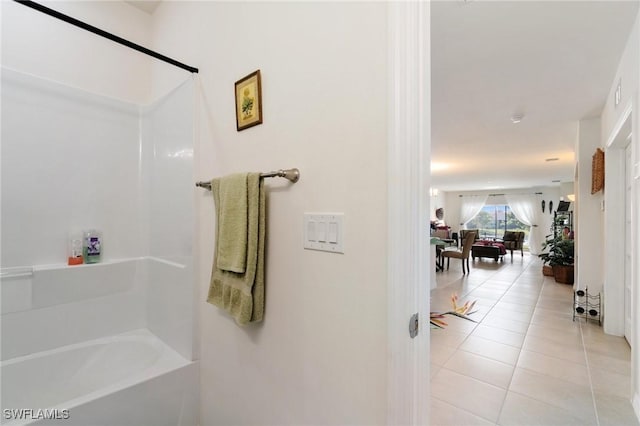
left=196, top=168, right=300, bottom=190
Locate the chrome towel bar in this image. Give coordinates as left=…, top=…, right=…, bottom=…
left=196, top=168, right=300, bottom=190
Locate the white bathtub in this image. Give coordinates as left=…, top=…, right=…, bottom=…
left=0, top=329, right=198, bottom=426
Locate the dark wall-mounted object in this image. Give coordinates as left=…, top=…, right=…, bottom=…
left=541, top=200, right=545, bottom=213
left=435, top=207, right=444, bottom=220
left=549, top=200, right=553, bottom=214
left=591, top=148, right=605, bottom=194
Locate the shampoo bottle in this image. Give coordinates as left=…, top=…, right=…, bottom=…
left=83, top=230, right=102, bottom=264
left=68, top=233, right=83, bottom=265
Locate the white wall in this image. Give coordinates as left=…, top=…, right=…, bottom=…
left=600, top=9, right=640, bottom=421
left=602, top=14, right=639, bottom=142
left=575, top=118, right=604, bottom=294
left=150, top=2, right=389, bottom=424
left=1, top=0, right=153, bottom=104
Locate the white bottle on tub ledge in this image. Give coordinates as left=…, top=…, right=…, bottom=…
left=67, top=232, right=84, bottom=266
left=83, top=229, right=102, bottom=264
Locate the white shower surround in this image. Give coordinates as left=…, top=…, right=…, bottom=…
left=0, top=69, right=197, bottom=425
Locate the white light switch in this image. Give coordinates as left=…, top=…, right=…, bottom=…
left=304, top=213, right=344, bottom=253
left=307, top=221, right=316, bottom=241
left=328, top=222, right=338, bottom=243
left=317, top=222, right=327, bottom=242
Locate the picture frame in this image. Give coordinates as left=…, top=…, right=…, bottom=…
left=235, top=70, right=263, bottom=131
left=591, top=147, right=605, bottom=194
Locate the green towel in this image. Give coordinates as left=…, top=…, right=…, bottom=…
left=207, top=173, right=265, bottom=326
left=216, top=173, right=248, bottom=273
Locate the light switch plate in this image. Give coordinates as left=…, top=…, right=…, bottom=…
left=303, top=213, right=344, bottom=253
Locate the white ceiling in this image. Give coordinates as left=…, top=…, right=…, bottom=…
left=125, top=0, right=161, bottom=15
left=431, top=0, right=639, bottom=192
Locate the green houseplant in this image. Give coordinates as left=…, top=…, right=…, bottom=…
left=539, top=235, right=575, bottom=284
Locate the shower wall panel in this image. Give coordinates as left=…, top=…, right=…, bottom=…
left=1, top=68, right=143, bottom=267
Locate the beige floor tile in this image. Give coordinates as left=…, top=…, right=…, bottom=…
left=589, top=367, right=632, bottom=398
left=584, top=338, right=631, bottom=361
left=532, top=306, right=575, bottom=321
left=505, top=287, right=541, bottom=298
left=430, top=397, right=495, bottom=426
left=529, top=314, right=582, bottom=333
left=472, top=324, right=526, bottom=348
left=431, top=343, right=457, bottom=366
left=535, top=298, right=573, bottom=313
left=500, top=295, right=539, bottom=306
left=498, top=391, right=595, bottom=426
left=516, top=350, right=590, bottom=387
left=525, top=323, right=582, bottom=345
left=444, top=350, right=515, bottom=389
left=431, top=368, right=506, bottom=423
left=594, top=392, right=640, bottom=426
left=467, top=288, right=507, bottom=300
left=431, top=363, right=442, bottom=379
left=430, top=329, right=469, bottom=349
left=493, top=301, right=536, bottom=314
left=484, top=308, right=533, bottom=324
left=522, top=335, right=586, bottom=364
left=430, top=255, right=637, bottom=426
left=586, top=351, right=631, bottom=376
left=459, top=335, right=521, bottom=365
left=508, top=368, right=597, bottom=424
left=480, top=281, right=514, bottom=290
left=480, top=315, right=530, bottom=334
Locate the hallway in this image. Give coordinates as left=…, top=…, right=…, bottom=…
left=430, top=253, right=637, bottom=425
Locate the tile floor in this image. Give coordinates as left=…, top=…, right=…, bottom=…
left=430, top=252, right=638, bottom=426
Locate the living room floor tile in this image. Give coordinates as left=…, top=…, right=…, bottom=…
left=444, top=350, right=515, bottom=389
left=430, top=254, right=635, bottom=426
left=431, top=368, right=506, bottom=423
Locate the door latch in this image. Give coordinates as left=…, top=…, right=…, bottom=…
left=409, top=313, right=419, bottom=338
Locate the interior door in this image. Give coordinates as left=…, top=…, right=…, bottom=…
left=625, top=141, right=633, bottom=347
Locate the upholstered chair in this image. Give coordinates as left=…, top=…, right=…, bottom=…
left=459, top=229, right=480, bottom=243
left=501, top=231, right=525, bottom=260
left=441, top=231, right=477, bottom=274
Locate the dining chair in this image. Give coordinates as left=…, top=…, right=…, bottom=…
left=441, top=231, right=477, bottom=274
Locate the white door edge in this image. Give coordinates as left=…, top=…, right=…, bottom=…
left=387, top=1, right=430, bottom=425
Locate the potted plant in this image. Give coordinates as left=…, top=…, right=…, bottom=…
left=539, top=234, right=574, bottom=284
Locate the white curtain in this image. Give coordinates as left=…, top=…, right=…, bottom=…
left=460, top=195, right=488, bottom=228
left=505, top=194, right=541, bottom=255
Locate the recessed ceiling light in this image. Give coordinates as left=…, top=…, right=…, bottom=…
left=545, top=157, right=559, bottom=162
left=511, top=114, right=524, bottom=124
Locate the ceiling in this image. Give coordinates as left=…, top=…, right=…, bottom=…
left=125, top=0, right=161, bottom=14
left=431, top=0, right=638, bottom=192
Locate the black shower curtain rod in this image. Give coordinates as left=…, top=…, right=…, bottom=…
left=14, top=0, right=199, bottom=74
left=458, top=192, right=543, bottom=197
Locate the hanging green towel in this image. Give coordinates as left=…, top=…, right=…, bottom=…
left=216, top=173, right=248, bottom=273
left=207, top=173, right=265, bottom=326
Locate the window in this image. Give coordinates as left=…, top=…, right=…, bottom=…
left=466, top=205, right=529, bottom=243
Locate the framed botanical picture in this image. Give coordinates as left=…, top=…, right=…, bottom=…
left=235, top=70, right=263, bottom=131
